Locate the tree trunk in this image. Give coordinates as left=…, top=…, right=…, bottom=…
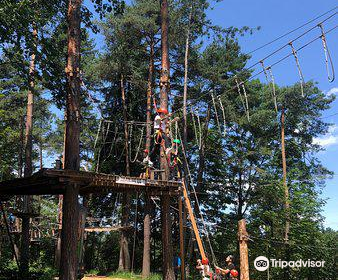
left=160, top=0, right=174, bottom=279
left=121, top=74, right=130, bottom=177
left=183, top=6, right=192, bottom=150
left=142, top=194, right=151, bottom=278
left=18, top=116, right=24, bottom=178
left=118, top=75, right=131, bottom=271
left=238, top=219, right=250, bottom=280
left=59, top=0, right=82, bottom=279
left=118, top=194, right=131, bottom=271
left=20, top=25, right=37, bottom=279
left=39, top=141, right=43, bottom=169
left=142, top=36, right=155, bottom=278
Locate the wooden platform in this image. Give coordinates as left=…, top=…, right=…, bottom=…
left=84, top=226, right=132, bottom=232
left=0, top=169, right=181, bottom=199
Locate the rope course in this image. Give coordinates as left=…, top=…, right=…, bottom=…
left=211, top=91, right=222, bottom=134
left=169, top=23, right=338, bottom=119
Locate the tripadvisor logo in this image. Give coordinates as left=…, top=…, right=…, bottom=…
left=254, top=256, right=325, bottom=271
left=254, top=256, right=269, bottom=271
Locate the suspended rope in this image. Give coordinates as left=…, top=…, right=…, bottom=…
left=289, top=41, right=305, bottom=97
left=318, top=23, right=335, bottom=82
left=190, top=108, right=200, bottom=148
left=241, top=82, right=250, bottom=121
left=177, top=127, right=217, bottom=266
left=211, top=91, right=222, bottom=135
left=131, top=193, right=139, bottom=272
left=130, top=127, right=144, bottom=163
left=260, top=61, right=278, bottom=113
left=267, top=67, right=278, bottom=113
left=217, top=96, right=227, bottom=136
left=95, top=121, right=107, bottom=172
left=196, top=111, right=202, bottom=147
left=94, top=119, right=103, bottom=149
left=235, top=77, right=250, bottom=122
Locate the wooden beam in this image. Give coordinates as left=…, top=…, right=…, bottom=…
left=178, top=196, right=185, bottom=280
left=181, top=181, right=206, bottom=260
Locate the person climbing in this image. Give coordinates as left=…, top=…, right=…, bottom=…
left=169, top=139, right=182, bottom=174
left=196, top=258, right=212, bottom=280
left=142, top=149, right=153, bottom=168
left=214, top=255, right=238, bottom=280
left=149, top=108, right=168, bottom=164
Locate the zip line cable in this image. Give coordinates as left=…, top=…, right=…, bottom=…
left=247, top=6, right=338, bottom=54
left=246, top=12, right=337, bottom=71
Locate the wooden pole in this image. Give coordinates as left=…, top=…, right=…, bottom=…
left=59, top=0, right=82, bottom=279
left=238, top=219, right=249, bottom=280
left=178, top=196, right=185, bottom=280
left=281, top=107, right=290, bottom=243
left=181, top=181, right=206, bottom=260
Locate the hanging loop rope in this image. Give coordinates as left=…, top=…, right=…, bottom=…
left=190, top=108, right=200, bottom=148
left=130, top=127, right=144, bottom=163
left=260, top=60, right=269, bottom=82
left=260, top=61, right=278, bottom=113
left=289, top=41, right=305, bottom=97
left=196, top=111, right=202, bottom=147
left=241, top=82, right=250, bottom=121
left=217, top=96, right=227, bottom=136
left=211, top=91, right=222, bottom=135
left=267, top=66, right=278, bottom=113
left=318, top=23, right=335, bottom=82
left=235, top=77, right=250, bottom=122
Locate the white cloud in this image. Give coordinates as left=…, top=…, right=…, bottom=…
left=326, top=87, right=338, bottom=96
left=313, top=125, right=338, bottom=147
left=313, top=135, right=338, bottom=147
left=328, top=125, right=337, bottom=134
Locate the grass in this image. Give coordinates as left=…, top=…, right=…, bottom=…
left=102, top=272, right=162, bottom=280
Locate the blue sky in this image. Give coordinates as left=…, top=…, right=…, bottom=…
left=71, top=0, right=338, bottom=229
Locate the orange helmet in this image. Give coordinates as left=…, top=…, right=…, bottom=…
left=157, top=108, right=168, bottom=114
left=201, top=258, right=209, bottom=265
left=230, top=269, right=238, bottom=277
